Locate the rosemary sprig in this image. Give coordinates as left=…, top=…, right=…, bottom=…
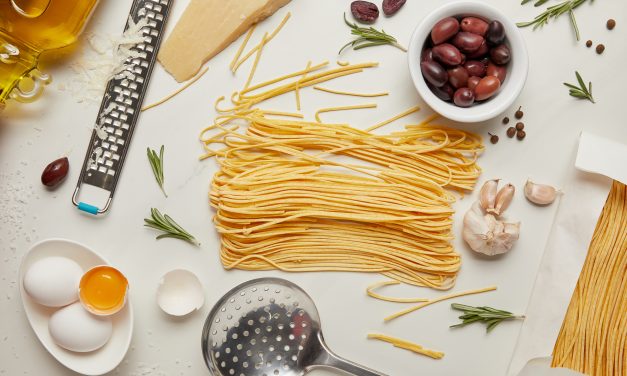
left=450, top=303, right=524, bottom=332
left=564, top=71, right=595, bottom=103
left=144, top=208, right=200, bottom=246
left=517, top=0, right=590, bottom=41
left=521, top=0, right=551, bottom=6
left=340, top=13, right=406, bottom=54
left=147, top=145, right=167, bottom=197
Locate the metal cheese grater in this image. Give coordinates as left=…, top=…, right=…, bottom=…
left=72, top=0, right=172, bottom=215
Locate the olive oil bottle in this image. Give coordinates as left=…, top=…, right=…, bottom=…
left=0, top=0, right=100, bottom=109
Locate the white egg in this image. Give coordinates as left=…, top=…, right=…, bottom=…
left=49, top=302, right=112, bottom=352
left=23, top=256, right=83, bottom=307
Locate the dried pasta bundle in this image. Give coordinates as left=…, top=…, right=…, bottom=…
left=201, top=109, right=483, bottom=289
left=552, top=181, right=627, bottom=375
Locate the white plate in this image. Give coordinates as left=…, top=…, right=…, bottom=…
left=18, top=238, right=134, bottom=375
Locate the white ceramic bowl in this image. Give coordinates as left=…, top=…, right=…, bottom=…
left=408, top=1, right=528, bottom=123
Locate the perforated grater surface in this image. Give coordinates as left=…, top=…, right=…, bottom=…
left=72, top=0, right=172, bottom=215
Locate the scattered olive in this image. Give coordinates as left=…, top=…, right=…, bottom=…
left=515, top=122, right=524, bottom=131
left=515, top=106, right=523, bottom=119
left=502, top=116, right=510, bottom=125
left=596, top=44, right=605, bottom=54
left=382, top=0, right=406, bottom=16
left=488, top=132, right=499, bottom=144
left=350, top=1, right=379, bottom=23
left=507, top=127, right=516, bottom=138
left=516, top=130, right=526, bottom=140
left=607, top=19, right=616, bottom=30
left=41, top=157, right=69, bottom=187
left=586, top=40, right=593, bottom=48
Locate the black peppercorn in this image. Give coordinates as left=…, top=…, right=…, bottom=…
left=607, top=19, right=616, bottom=30
left=488, top=132, right=499, bottom=144
left=515, top=122, right=524, bottom=131
left=596, top=44, right=605, bottom=54
left=516, top=130, right=526, bottom=140
left=506, top=127, right=516, bottom=138
left=502, top=116, right=510, bottom=125
left=586, top=40, right=593, bottom=48
left=515, top=106, right=523, bottom=119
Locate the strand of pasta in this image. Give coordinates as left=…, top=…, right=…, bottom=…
left=366, top=105, right=421, bottom=132
left=141, top=66, right=209, bottom=111
left=313, top=85, right=389, bottom=98
left=552, top=181, right=627, bottom=376
left=232, top=12, right=291, bottom=73
left=314, top=103, right=377, bottom=122
left=229, top=24, right=256, bottom=71
left=367, top=333, right=445, bottom=359
left=294, top=61, right=311, bottom=111
left=384, top=285, right=497, bottom=321
left=367, top=280, right=429, bottom=303
left=243, top=32, right=268, bottom=90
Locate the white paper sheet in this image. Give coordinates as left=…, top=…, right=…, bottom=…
left=508, top=132, right=627, bottom=376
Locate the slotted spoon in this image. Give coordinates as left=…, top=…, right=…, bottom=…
left=201, top=278, right=387, bottom=376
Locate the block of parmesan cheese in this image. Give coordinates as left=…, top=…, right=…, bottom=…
left=158, top=0, right=291, bottom=82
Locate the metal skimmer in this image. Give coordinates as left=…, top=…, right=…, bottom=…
left=201, top=278, right=387, bottom=376
left=72, top=0, right=172, bottom=215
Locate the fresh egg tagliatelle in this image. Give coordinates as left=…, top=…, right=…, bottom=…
left=23, top=256, right=83, bottom=307
left=49, top=302, right=112, bottom=352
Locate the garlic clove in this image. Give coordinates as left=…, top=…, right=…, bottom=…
left=479, top=179, right=499, bottom=213
left=524, top=180, right=559, bottom=205
left=489, top=183, right=515, bottom=216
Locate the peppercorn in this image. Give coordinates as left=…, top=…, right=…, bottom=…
left=515, top=106, right=523, bottom=119
left=506, top=127, right=516, bottom=138
left=516, top=130, right=526, bottom=140
left=515, top=122, right=524, bottom=131
left=596, top=44, right=605, bottom=54
left=488, top=133, right=499, bottom=144
left=502, top=116, right=510, bottom=125
left=586, top=40, right=593, bottom=48
left=607, top=19, right=616, bottom=30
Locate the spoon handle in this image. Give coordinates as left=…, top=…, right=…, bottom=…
left=314, top=337, right=388, bottom=376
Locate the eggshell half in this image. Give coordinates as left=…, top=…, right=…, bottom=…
left=23, top=256, right=83, bottom=307
left=49, top=302, right=112, bottom=353
left=156, top=269, right=204, bottom=317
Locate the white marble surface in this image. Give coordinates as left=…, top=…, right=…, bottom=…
left=1, top=1, right=626, bottom=375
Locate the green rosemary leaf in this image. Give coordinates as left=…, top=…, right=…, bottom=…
left=450, top=303, right=524, bottom=333
left=144, top=208, right=200, bottom=246
left=340, top=13, right=406, bottom=54
left=147, top=145, right=167, bottom=197
left=564, top=71, right=595, bottom=103
left=517, top=0, right=589, bottom=41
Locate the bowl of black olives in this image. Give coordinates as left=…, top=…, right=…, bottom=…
left=408, top=1, right=528, bottom=122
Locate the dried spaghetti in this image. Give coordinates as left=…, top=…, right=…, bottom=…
left=552, top=181, right=627, bottom=375
left=200, top=59, right=483, bottom=289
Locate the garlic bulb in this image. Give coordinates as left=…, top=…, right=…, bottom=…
left=462, top=201, right=520, bottom=256
left=524, top=180, right=560, bottom=205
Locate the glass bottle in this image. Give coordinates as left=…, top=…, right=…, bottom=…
left=0, top=0, right=100, bottom=110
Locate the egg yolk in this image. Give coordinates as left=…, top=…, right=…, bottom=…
left=79, top=266, right=128, bottom=315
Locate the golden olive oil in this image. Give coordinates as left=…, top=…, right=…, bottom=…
left=0, top=0, right=99, bottom=106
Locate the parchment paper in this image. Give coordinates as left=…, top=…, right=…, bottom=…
left=508, top=132, right=627, bottom=376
